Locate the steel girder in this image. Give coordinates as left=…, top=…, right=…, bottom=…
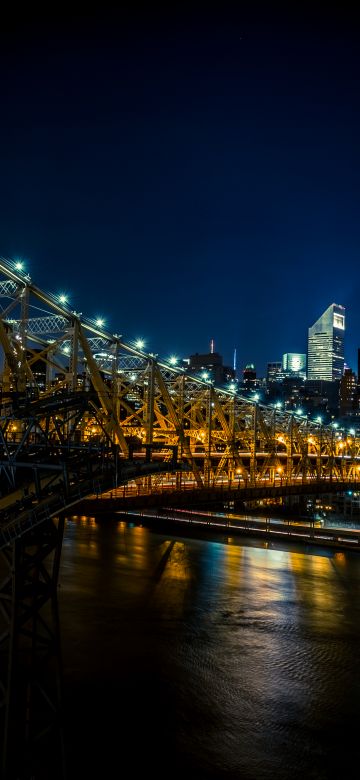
left=1, top=257, right=360, bottom=491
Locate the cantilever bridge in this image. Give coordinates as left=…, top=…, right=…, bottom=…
left=0, top=255, right=359, bottom=778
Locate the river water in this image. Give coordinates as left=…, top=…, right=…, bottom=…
left=58, top=515, right=360, bottom=780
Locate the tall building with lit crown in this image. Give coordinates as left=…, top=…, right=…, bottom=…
left=307, top=303, right=345, bottom=381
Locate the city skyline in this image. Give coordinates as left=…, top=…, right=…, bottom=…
left=0, top=8, right=359, bottom=376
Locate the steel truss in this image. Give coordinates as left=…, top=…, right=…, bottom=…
left=0, top=255, right=359, bottom=494
left=0, top=256, right=360, bottom=776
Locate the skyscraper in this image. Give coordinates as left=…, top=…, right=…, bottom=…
left=307, top=303, right=345, bottom=381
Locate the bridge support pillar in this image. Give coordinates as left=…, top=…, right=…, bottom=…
left=0, top=516, right=66, bottom=780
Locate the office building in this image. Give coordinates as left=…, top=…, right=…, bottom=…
left=187, top=344, right=235, bottom=385
left=267, top=362, right=283, bottom=383
left=282, top=353, right=306, bottom=378
left=307, top=304, right=345, bottom=381
left=339, top=367, right=357, bottom=417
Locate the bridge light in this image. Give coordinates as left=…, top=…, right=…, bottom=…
left=15, top=260, right=23, bottom=271
left=332, top=422, right=338, bottom=429
left=316, top=416, right=322, bottom=424
left=349, top=428, right=355, bottom=436
left=169, top=356, right=178, bottom=365
left=202, top=371, right=209, bottom=379
left=275, top=401, right=282, bottom=409
left=96, top=318, right=105, bottom=327
left=59, top=294, right=67, bottom=304
left=253, top=393, right=259, bottom=401
left=295, top=408, right=302, bottom=415
left=135, top=339, right=145, bottom=350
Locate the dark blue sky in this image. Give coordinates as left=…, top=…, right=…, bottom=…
left=0, top=6, right=359, bottom=376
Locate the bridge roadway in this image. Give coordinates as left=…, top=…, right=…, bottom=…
left=79, top=476, right=359, bottom=511
left=117, top=507, right=360, bottom=552
left=0, top=458, right=183, bottom=549
left=0, top=450, right=358, bottom=549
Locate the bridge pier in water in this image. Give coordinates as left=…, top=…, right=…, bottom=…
left=0, top=516, right=65, bottom=780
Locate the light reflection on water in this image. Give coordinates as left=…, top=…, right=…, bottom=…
left=60, top=517, right=360, bottom=780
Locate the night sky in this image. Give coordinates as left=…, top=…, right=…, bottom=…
left=0, top=7, right=359, bottom=377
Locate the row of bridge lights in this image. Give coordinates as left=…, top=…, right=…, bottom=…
left=13, top=260, right=171, bottom=361
left=13, top=260, right=108, bottom=329
left=254, top=394, right=358, bottom=439
left=11, top=265, right=345, bottom=402
left=8, top=263, right=360, bottom=440
left=15, top=262, right=146, bottom=353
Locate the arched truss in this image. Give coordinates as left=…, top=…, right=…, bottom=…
left=1, top=257, right=359, bottom=491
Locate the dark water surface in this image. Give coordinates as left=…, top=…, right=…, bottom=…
left=59, top=517, right=360, bottom=779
